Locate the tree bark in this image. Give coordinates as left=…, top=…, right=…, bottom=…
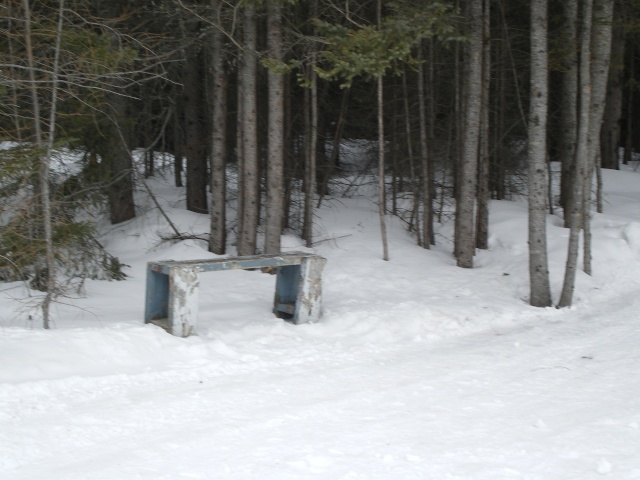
left=600, top=2, right=624, bottom=170
left=527, top=0, right=552, bottom=307
left=559, top=0, right=593, bottom=308
left=376, top=0, right=389, bottom=261
left=102, top=107, right=136, bottom=225
left=583, top=0, right=614, bottom=275
left=209, top=0, right=227, bottom=255
left=237, top=5, right=259, bottom=256
left=302, top=62, right=318, bottom=248
left=183, top=46, right=208, bottom=214
left=417, top=42, right=433, bottom=249
left=455, top=0, right=483, bottom=268
left=377, top=74, right=389, bottom=261
left=559, top=0, right=579, bottom=225
left=476, top=0, right=491, bottom=250
left=265, top=3, right=285, bottom=255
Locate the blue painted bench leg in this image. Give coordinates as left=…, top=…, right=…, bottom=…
left=145, top=266, right=169, bottom=325
left=274, top=265, right=301, bottom=321
left=145, top=265, right=199, bottom=337
left=273, top=257, right=326, bottom=324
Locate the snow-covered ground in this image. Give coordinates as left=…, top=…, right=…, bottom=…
left=2, top=163, right=640, bottom=479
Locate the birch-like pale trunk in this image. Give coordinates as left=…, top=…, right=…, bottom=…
left=527, top=0, right=552, bottom=307
left=22, top=0, right=65, bottom=327
left=559, top=0, right=593, bottom=308
left=583, top=0, right=614, bottom=275
left=376, top=0, right=388, bottom=261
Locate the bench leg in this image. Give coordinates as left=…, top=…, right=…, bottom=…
left=293, top=256, right=326, bottom=324
left=145, top=266, right=169, bottom=325
left=273, top=265, right=300, bottom=320
left=168, top=267, right=199, bottom=337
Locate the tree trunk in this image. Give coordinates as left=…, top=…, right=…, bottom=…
left=476, top=0, right=491, bottom=250
left=22, top=0, right=60, bottom=327
left=209, top=1, right=227, bottom=255
left=623, top=43, right=635, bottom=166
left=102, top=111, right=136, bottom=225
left=583, top=0, right=614, bottom=275
left=600, top=2, right=624, bottom=170
left=302, top=62, right=318, bottom=248
left=173, top=105, right=184, bottom=187
left=527, top=0, right=552, bottom=307
left=317, top=88, right=349, bottom=207
left=559, top=0, right=579, bottom=225
left=455, top=0, right=483, bottom=268
left=378, top=74, right=389, bottom=261
left=376, top=0, right=389, bottom=261
left=401, top=69, right=420, bottom=243
left=183, top=47, right=208, bottom=214
left=417, top=42, right=433, bottom=249
left=237, top=5, right=259, bottom=256
left=265, top=3, right=285, bottom=255
left=559, top=0, right=593, bottom=308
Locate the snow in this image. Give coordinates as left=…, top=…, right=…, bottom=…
left=2, top=163, right=640, bottom=479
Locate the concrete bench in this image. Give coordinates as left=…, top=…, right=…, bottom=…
left=144, top=252, right=327, bottom=337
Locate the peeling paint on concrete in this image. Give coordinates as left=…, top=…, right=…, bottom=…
left=144, top=252, right=326, bottom=337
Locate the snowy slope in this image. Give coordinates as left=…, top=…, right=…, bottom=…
left=1, top=165, right=640, bottom=479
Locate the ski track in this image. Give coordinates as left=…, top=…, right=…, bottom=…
left=2, top=291, right=640, bottom=480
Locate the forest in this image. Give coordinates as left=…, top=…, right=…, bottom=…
left=1, top=0, right=639, bottom=326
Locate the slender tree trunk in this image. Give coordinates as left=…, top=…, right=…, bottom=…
left=303, top=62, right=318, bottom=248
left=6, top=1, right=23, bottom=141
left=42, top=0, right=65, bottom=326
left=317, top=88, right=349, bottom=207
left=265, top=3, right=285, bottom=255
left=23, top=0, right=66, bottom=326
left=209, top=2, right=227, bottom=255
left=237, top=5, right=259, bottom=256
left=183, top=47, right=208, bottom=214
left=583, top=0, right=614, bottom=275
left=376, top=0, right=389, bottom=261
left=173, top=106, right=184, bottom=187
left=427, top=39, right=436, bottom=245
left=623, top=48, right=635, bottom=166
left=476, top=0, right=491, bottom=250
left=417, top=42, right=432, bottom=249
left=559, top=0, right=579, bottom=224
left=302, top=0, right=321, bottom=247
left=455, top=0, right=483, bottom=268
left=401, top=69, right=420, bottom=243
left=559, top=0, right=593, bottom=308
left=377, top=75, right=389, bottom=261
left=528, top=0, right=552, bottom=307
left=600, top=2, right=624, bottom=170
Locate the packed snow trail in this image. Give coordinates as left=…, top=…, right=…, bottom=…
left=2, top=290, right=639, bottom=480
left=3, top=165, right=640, bottom=479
